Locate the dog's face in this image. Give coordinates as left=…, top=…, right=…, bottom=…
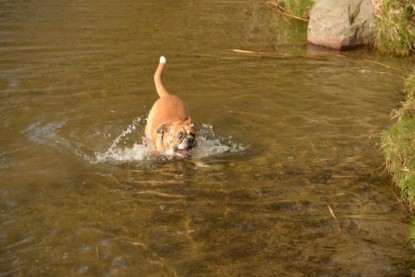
left=154, top=118, right=196, bottom=157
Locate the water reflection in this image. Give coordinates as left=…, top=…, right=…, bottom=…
left=0, top=0, right=412, bottom=276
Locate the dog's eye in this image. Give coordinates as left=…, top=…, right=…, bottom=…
left=177, top=131, right=184, bottom=138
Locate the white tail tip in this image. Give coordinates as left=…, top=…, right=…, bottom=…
left=159, top=56, right=166, bottom=64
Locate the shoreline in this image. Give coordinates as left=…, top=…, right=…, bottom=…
left=269, top=0, right=415, bottom=272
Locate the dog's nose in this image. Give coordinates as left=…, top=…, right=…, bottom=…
left=187, top=137, right=196, bottom=147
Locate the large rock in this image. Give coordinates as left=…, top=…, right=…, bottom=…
left=307, top=0, right=376, bottom=50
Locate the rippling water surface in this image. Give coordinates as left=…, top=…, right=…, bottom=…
left=0, top=0, right=413, bottom=276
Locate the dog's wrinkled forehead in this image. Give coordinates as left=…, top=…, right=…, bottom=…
left=168, top=122, right=195, bottom=136
left=156, top=118, right=195, bottom=137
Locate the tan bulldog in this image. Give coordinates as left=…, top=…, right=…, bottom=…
left=145, top=56, right=196, bottom=157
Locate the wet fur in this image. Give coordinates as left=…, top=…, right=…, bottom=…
left=145, top=57, right=196, bottom=156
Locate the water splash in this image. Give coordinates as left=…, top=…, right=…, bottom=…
left=94, top=117, right=151, bottom=163
left=22, top=117, right=244, bottom=164
left=94, top=122, right=245, bottom=163
left=193, top=124, right=246, bottom=159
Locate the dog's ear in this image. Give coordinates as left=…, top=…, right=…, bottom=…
left=183, top=117, right=192, bottom=125
left=156, top=123, right=168, bottom=134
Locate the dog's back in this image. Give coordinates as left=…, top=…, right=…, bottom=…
left=145, top=56, right=190, bottom=137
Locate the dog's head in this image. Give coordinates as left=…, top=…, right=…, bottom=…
left=154, top=118, right=196, bottom=157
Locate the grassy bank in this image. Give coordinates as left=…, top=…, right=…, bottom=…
left=377, top=2, right=415, bottom=262
left=375, top=0, right=415, bottom=55
left=382, top=70, right=415, bottom=213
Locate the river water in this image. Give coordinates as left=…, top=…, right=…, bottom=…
left=0, top=0, right=413, bottom=276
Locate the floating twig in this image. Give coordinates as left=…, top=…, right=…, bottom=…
left=136, top=190, right=186, bottom=198
left=229, top=48, right=293, bottom=57
left=331, top=175, right=362, bottom=179
left=129, top=241, right=148, bottom=248
left=231, top=49, right=262, bottom=54
left=362, top=58, right=404, bottom=72
left=303, top=249, right=310, bottom=263
left=327, top=205, right=342, bottom=232
left=96, top=246, right=100, bottom=261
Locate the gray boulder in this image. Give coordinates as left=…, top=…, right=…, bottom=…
left=307, top=0, right=376, bottom=50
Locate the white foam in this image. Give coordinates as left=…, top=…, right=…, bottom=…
left=193, top=124, right=246, bottom=159
left=94, top=117, right=149, bottom=163
left=94, top=123, right=245, bottom=164
left=159, top=56, right=166, bottom=64
left=95, top=143, right=152, bottom=163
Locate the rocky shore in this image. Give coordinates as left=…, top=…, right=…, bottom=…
left=307, top=0, right=376, bottom=50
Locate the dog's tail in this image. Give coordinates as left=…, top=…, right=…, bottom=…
left=154, top=56, right=169, bottom=98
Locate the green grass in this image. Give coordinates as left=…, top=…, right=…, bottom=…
left=382, top=69, right=415, bottom=211
left=382, top=116, right=415, bottom=208
left=375, top=0, right=415, bottom=55
left=381, top=70, right=415, bottom=271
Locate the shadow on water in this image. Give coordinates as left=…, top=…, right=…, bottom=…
left=0, top=0, right=413, bottom=276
